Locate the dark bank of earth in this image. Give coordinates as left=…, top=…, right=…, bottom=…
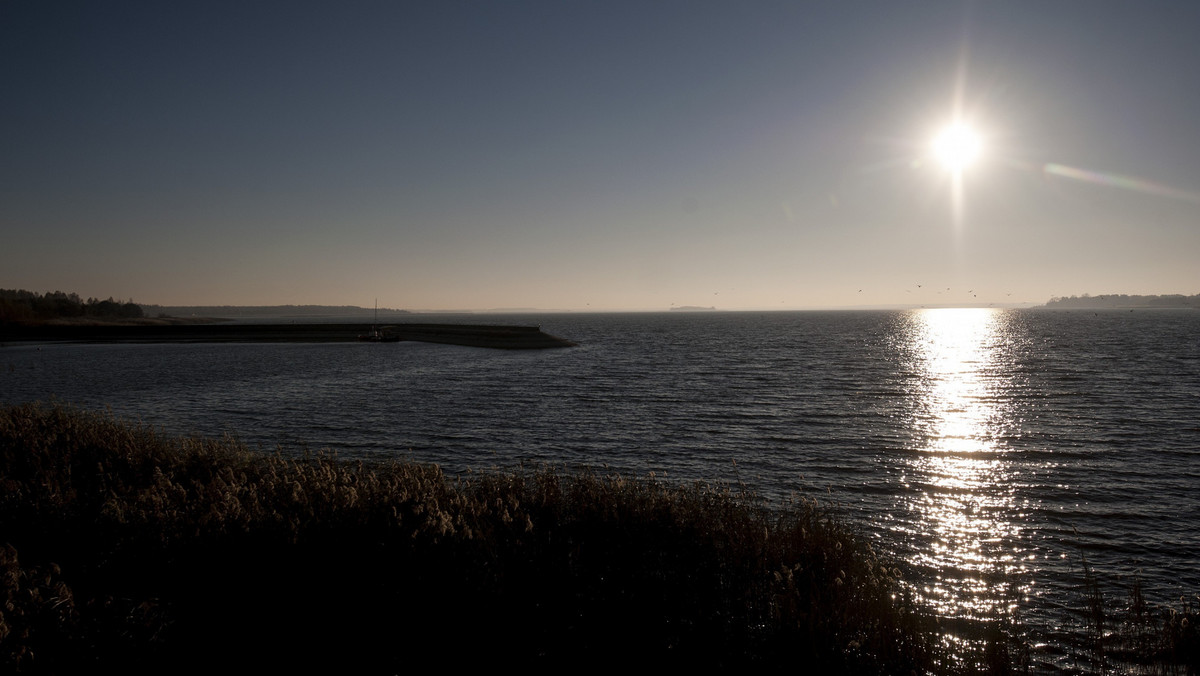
left=0, top=322, right=576, bottom=349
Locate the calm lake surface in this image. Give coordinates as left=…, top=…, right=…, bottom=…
left=4, top=308, right=1198, bottom=669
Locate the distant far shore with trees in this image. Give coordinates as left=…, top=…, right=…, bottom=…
left=1042, top=293, right=1200, bottom=309
left=1, top=289, right=415, bottom=327
left=0, top=289, right=151, bottom=325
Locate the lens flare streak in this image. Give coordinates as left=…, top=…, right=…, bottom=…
left=1044, top=163, right=1200, bottom=204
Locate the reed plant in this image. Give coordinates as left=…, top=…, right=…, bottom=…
left=0, top=402, right=938, bottom=673
left=1071, top=556, right=1199, bottom=675
left=1, top=403, right=1195, bottom=673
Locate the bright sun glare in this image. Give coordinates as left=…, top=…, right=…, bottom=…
left=933, top=124, right=981, bottom=172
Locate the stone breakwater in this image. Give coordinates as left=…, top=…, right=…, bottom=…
left=0, top=323, right=576, bottom=349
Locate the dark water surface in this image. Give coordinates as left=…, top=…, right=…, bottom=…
left=4, top=309, right=1198, bottom=669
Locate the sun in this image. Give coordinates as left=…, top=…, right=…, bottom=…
left=932, top=123, right=982, bottom=172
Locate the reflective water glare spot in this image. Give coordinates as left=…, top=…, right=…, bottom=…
left=904, top=308, right=1030, bottom=630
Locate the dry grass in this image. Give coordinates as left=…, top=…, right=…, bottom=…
left=1, top=403, right=1194, bottom=674
left=0, top=403, right=938, bottom=673
left=1072, top=557, right=1199, bottom=675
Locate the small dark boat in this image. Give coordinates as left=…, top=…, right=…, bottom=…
left=358, top=300, right=400, bottom=342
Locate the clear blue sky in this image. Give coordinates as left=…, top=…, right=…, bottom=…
left=3, top=1, right=1198, bottom=310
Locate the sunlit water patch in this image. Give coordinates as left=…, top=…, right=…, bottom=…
left=892, top=308, right=1033, bottom=657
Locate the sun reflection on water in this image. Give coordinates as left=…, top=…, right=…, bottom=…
left=903, top=308, right=1029, bottom=626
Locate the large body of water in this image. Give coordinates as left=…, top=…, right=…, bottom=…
left=3, top=308, right=1198, bottom=669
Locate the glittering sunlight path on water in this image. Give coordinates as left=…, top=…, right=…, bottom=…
left=902, top=309, right=1031, bottom=639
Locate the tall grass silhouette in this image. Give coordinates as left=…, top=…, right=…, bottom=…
left=1, top=403, right=1194, bottom=673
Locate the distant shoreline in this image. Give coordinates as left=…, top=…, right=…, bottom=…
left=1041, top=293, right=1199, bottom=309
left=0, top=322, right=576, bottom=349
left=140, top=303, right=412, bottom=319
left=21, top=316, right=227, bottom=327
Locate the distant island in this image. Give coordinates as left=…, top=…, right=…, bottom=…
left=1042, top=293, right=1200, bottom=309
left=670, top=305, right=718, bottom=312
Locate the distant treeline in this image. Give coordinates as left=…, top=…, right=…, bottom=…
left=1044, top=293, right=1200, bottom=309
left=0, top=289, right=143, bottom=323
left=140, top=304, right=411, bottom=318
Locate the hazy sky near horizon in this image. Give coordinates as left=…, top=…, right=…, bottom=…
left=3, top=1, right=1198, bottom=311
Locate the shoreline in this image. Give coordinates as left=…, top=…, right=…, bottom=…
left=0, top=322, right=577, bottom=349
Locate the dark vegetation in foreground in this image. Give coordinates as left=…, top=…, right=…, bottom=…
left=1, top=405, right=1195, bottom=673
left=0, top=405, right=933, bottom=673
